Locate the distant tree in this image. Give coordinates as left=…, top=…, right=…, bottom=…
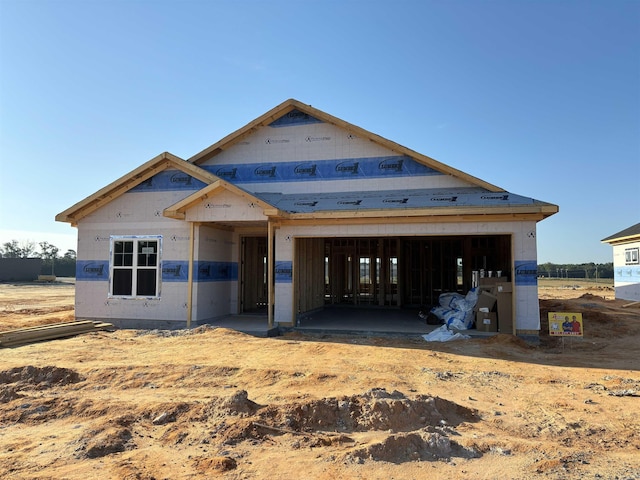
left=39, top=241, right=59, bottom=259
left=538, top=262, right=553, bottom=278
left=2, top=240, right=36, bottom=258
left=43, top=247, right=77, bottom=277
left=39, top=241, right=60, bottom=275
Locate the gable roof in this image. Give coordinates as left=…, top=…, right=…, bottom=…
left=601, top=222, right=640, bottom=244
left=188, top=98, right=504, bottom=193
left=163, top=179, right=285, bottom=220
left=56, top=152, right=218, bottom=225
left=57, top=100, right=558, bottom=227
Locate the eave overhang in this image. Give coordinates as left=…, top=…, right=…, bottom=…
left=55, top=152, right=219, bottom=226
left=601, top=223, right=640, bottom=245
left=269, top=207, right=557, bottom=229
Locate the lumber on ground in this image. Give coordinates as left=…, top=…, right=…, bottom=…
left=0, top=321, right=114, bottom=347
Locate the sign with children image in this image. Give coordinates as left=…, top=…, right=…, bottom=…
left=548, top=312, right=583, bottom=337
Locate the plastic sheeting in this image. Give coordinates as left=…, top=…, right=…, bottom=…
left=429, top=287, right=479, bottom=330
left=422, top=325, right=471, bottom=342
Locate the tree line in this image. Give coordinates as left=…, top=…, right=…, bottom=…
left=537, top=262, right=613, bottom=279
left=0, top=240, right=76, bottom=277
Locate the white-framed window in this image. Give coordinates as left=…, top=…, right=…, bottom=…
left=109, top=235, right=162, bottom=297
left=625, top=247, right=639, bottom=265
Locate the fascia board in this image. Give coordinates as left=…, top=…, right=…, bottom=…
left=55, top=152, right=216, bottom=225
left=285, top=203, right=559, bottom=220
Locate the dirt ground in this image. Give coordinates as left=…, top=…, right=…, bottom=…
left=0, top=279, right=638, bottom=479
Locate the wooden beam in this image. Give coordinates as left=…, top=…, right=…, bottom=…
left=278, top=212, right=550, bottom=227
left=283, top=204, right=557, bottom=221
left=187, top=222, right=195, bottom=329
left=267, top=220, right=274, bottom=329
left=0, top=321, right=113, bottom=347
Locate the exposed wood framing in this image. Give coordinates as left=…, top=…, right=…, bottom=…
left=278, top=212, right=554, bottom=227
left=295, top=238, right=324, bottom=317
left=267, top=220, right=274, bottom=329
left=282, top=205, right=557, bottom=221
left=187, top=222, right=196, bottom=329
left=0, top=321, right=114, bottom=347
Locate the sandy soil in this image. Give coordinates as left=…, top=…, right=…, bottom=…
left=0, top=280, right=638, bottom=479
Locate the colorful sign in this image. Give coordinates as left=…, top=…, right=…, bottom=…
left=548, top=312, right=583, bottom=337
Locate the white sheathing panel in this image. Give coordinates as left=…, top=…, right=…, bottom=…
left=213, top=122, right=396, bottom=164
left=612, top=241, right=640, bottom=301
left=76, top=221, right=192, bottom=323
left=512, top=222, right=540, bottom=331
left=80, top=191, right=191, bottom=225
left=75, top=189, right=197, bottom=324
left=274, top=231, right=294, bottom=324
left=273, top=221, right=541, bottom=331
left=200, top=122, right=475, bottom=195
left=184, top=190, right=268, bottom=223
left=192, top=225, right=239, bottom=320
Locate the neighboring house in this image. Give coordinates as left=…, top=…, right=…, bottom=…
left=56, top=99, right=558, bottom=336
left=601, top=223, right=640, bottom=302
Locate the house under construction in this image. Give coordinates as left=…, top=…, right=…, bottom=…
left=56, top=99, right=558, bottom=337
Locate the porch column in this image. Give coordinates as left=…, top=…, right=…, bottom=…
left=186, top=222, right=195, bottom=329
left=268, top=219, right=274, bottom=328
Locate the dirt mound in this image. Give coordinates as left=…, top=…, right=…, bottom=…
left=219, top=389, right=262, bottom=414
left=76, top=426, right=134, bottom=459
left=193, top=456, right=237, bottom=473
left=0, top=365, right=84, bottom=389
left=255, top=388, right=478, bottom=434
left=26, top=388, right=476, bottom=465
left=194, top=388, right=481, bottom=460
left=0, top=386, right=23, bottom=402
left=349, top=431, right=479, bottom=463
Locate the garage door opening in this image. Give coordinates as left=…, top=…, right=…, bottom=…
left=295, top=235, right=511, bottom=323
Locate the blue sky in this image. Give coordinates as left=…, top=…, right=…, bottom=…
left=0, top=0, right=638, bottom=263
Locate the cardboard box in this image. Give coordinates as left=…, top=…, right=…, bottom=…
left=476, top=312, right=498, bottom=332
left=494, top=282, right=512, bottom=294
left=475, top=291, right=497, bottom=312
left=495, top=282, right=513, bottom=333
left=479, top=276, right=508, bottom=286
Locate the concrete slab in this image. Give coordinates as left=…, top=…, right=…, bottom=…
left=195, top=307, right=498, bottom=339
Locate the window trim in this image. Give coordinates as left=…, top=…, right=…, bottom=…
left=109, top=235, right=162, bottom=298
left=625, top=247, right=639, bottom=265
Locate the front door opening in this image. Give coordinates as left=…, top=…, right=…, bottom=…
left=241, top=236, right=268, bottom=313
